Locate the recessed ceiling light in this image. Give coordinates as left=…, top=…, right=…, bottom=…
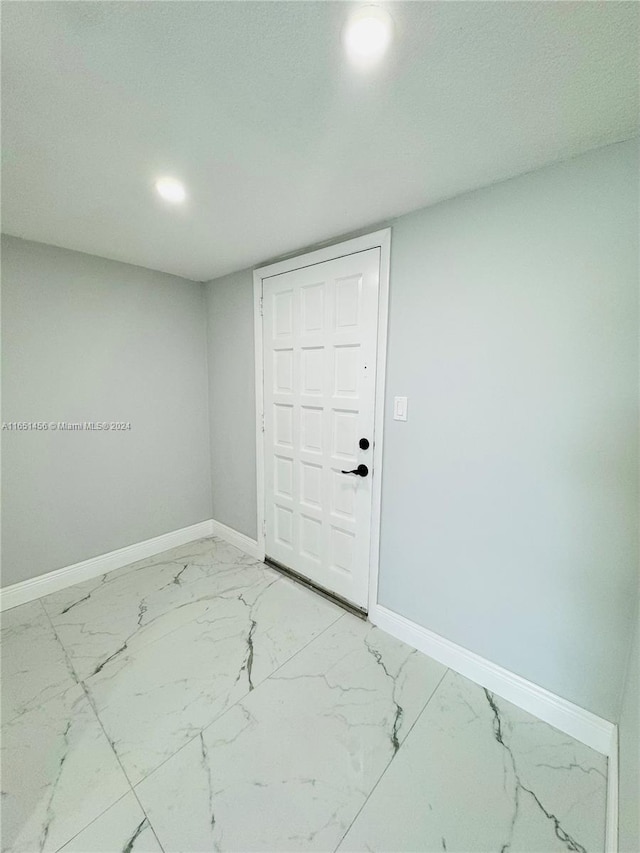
left=155, top=177, right=186, bottom=204
left=343, top=6, right=393, bottom=68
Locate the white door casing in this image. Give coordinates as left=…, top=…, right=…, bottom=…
left=255, top=231, right=390, bottom=611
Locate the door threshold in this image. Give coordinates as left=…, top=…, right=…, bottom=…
left=264, top=557, right=368, bottom=620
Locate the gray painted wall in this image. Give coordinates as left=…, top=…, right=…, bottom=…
left=619, top=610, right=639, bottom=852
left=204, top=140, right=638, bottom=722
left=205, top=270, right=257, bottom=539
left=1, top=236, right=212, bottom=586
left=379, top=140, right=638, bottom=721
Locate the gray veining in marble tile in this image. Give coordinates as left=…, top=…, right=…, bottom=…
left=337, top=669, right=607, bottom=853
left=136, top=615, right=447, bottom=852
left=1, top=683, right=130, bottom=853
left=122, top=536, right=239, bottom=574
left=2, top=537, right=609, bottom=853
left=1, top=600, right=78, bottom=725
left=84, top=573, right=343, bottom=784
left=41, top=537, right=279, bottom=681
left=57, top=792, right=162, bottom=853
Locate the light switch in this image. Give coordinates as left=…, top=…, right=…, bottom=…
left=393, top=396, right=408, bottom=421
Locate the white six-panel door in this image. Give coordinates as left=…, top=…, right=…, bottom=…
left=262, top=248, right=380, bottom=609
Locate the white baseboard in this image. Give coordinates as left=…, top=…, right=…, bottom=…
left=210, top=519, right=264, bottom=561
left=369, top=602, right=620, bottom=850
left=0, top=530, right=619, bottom=848
left=0, top=518, right=264, bottom=612
left=605, top=726, right=619, bottom=853
left=369, top=603, right=615, bottom=756
left=0, top=520, right=215, bottom=611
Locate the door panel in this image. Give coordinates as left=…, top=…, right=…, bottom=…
left=263, top=248, right=380, bottom=608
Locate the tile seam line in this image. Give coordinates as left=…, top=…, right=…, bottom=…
left=331, top=665, right=451, bottom=853
left=46, top=552, right=279, bottom=683
left=258, top=602, right=347, bottom=684
left=128, top=787, right=167, bottom=853
left=48, top=790, right=130, bottom=853
left=38, top=598, right=85, bottom=685
left=130, top=600, right=346, bottom=789
left=40, top=588, right=436, bottom=851
left=39, top=602, right=155, bottom=853
left=77, top=675, right=167, bottom=853
left=0, top=601, right=80, bottom=728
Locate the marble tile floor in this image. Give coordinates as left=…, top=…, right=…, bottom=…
left=1, top=537, right=608, bottom=853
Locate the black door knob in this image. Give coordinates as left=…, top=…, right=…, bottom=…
left=341, top=464, right=369, bottom=477
left=359, top=438, right=370, bottom=450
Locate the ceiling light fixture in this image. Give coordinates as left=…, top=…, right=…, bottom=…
left=155, top=176, right=186, bottom=204
left=343, top=5, right=393, bottom=68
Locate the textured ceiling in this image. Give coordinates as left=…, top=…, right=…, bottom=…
left=2, top=1, right=638, bottom=281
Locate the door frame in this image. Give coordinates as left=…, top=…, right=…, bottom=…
left=253, top=228, right=391, bottom=614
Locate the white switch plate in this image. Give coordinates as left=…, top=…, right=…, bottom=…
left=393, top=396, right=408, bottom=421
